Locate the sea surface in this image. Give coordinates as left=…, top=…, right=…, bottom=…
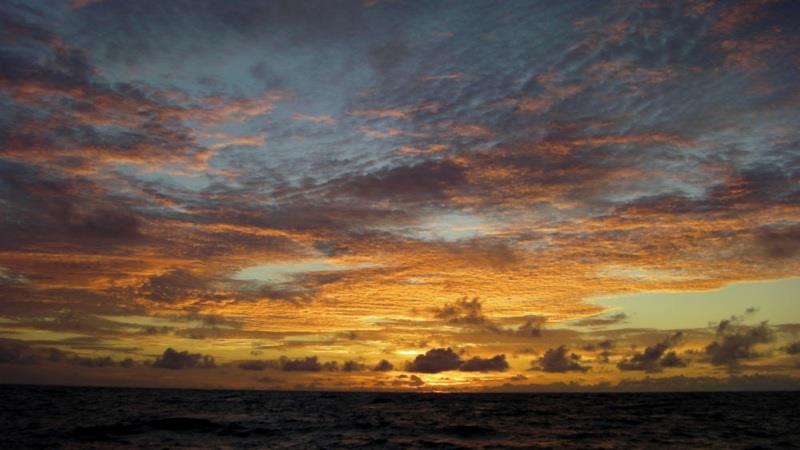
left=1, top=385, right=798, bottom=449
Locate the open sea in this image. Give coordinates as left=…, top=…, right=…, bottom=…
left=1, top=385, right=798, bottom=449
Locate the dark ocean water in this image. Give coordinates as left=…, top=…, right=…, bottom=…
left=1, top=386, right=798, bottom=449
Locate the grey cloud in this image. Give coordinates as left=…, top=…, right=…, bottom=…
left=406, top=348, right=463, bottom=373
left=0, top=338, right=137, bottom=368
left=433, top=297, right=487, bottom=325
left=151, top=348, right=216, bottom=369
left=342, top=360, right=367, bottom=372
left=238, top=360, right=278, bottom=371
left=459, top=354, right=509, bottom=372
left=372, top=359, right=394, bottom=372
left=391, top=374, right=425, bottom=387
left=535, top=346, right=588, bottom=373
left=280, top=356, right=338, bottom=372
left=706, top=321, right=773, bottom=368
left=574, top=312, right=627, bottom=327
left=617, top=332, right=685, bottom=372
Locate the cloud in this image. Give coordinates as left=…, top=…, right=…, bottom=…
left=334, top=159, right=467, bottom=203
left=342, top=360, right=367, bottom=372
left=391, top=374, right=425, bottom=387
left=433, top=297, right=487, bottom=325
left=280, top=356, right=338, bottom=372
left=617, top=332, right=685, bottom=372
left=756, top=224, right=800, bottom=259
left=0, top=338, right=136, bottom=368
left=238, top=360, right=278, bottom=371
left=406, top=348, right=463, bottom=373
left=372, top=359, right=394, bottom=372
left=582, top=340, right=614, bottom=352
left=152, top=348, right=216, bottom=369
left=0, top=339, right=45, bottom=365
left=573, top=312, right=627, bottom=327
left=534, top=346, right=588, bottom=373
left=459, top=354, right=509, bottom=372
left=706, top=321, right=774, bottom=368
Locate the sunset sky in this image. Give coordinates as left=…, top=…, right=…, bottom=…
left=1, top=0, right=799, bottom=391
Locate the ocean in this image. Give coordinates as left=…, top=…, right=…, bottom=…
left=1, top=385, right=797, bottom=449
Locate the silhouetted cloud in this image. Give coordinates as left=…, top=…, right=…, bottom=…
left=238, top=360, right=278, bottom=371
left=535, top=346, right=588, bottom=373
left=392, top=374, right=425, bottom=387
left=406, top=348, right=463, bottom=373
left=617, top=332, right=685, bottom=372
left=342, top=360, right=367, bottom=372
left=405, top=347, right=511, bottom=373
left=706, top=321, right=774, bottom=368
left=152, top=348, right=216, bottom=369
left=0, top=338, right=136, bottom=368
left=372, top=359, right=394, bottom=372
left=280, top=356, right=338, bottom=372
left=433, top=297, right=487, bottom=325
left=459, top=354, right=509, bottom=372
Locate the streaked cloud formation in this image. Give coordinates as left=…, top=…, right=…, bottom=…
left=0, top=0, right=798, bottom=391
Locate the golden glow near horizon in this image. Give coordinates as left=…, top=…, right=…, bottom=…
left=0, top=0, right=799, bottom=391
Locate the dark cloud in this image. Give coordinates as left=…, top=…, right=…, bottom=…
left=582, top=340, right=614, bottom=352
left=535, top=346, right=588, bottom=373
left=137, top=269, right=219, bottom=303
left=574, top=313, right=627, bottom=327
left=238, top=360, right=278, bottom=371
left=280, top=356, right=338, bottom=372
left=0, top=338, right=136, bottom=368
left=433, top=297, right=487, bottom=325
left=434, top=297, right=545, bottom=337
left=372, top=359, right=394, bottom=372
left=342, top=360, right=367, bottom=372
left=756, top=224, right=800, bottom=259
left=391, top=374, right=425, bottom=387
left=406, top=348, right=463, bottom=373
left=151, top=348, right=216, bottom=369
left=617, top=332, right=685, bottom=372
left=334, top=159, right=467, bottom=203
left=510, top=318, right=546, bottom=338
left=0, top=339, right=39, bottom=365
left=459, top=354, right=509, bottom=372
left=706, top=321, right=773, bottom=368
left=659, top=351, right=687, bottom=368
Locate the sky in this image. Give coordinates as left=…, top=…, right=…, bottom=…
left=0, top=0, right=799, bottom=392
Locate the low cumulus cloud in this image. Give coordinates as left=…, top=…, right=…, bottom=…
left=406, top=348, right=463, bottom=373
left=238, top=360, right=279, bottom=371
left=406, top=348, right=509, bottom=373
left=617, top=332, right=686, bottom=372
left=372, top=359, right=394, bottom=372
left=433, top=297, right=487, bottom=325
left=342, top=360, right=367, bottom=372
left=433, top=298, right=546, bottom=338
left=0, top=338, right=135, bottom=368
left=459, top=355, right=510, bottom=372
left=534, top=346, right=588, bottom=372
left=280, top=356, right=338, bottom=372
left=391, top=374, right=425, bottom=387
left=706, top=321, right=773, bottom=369
left=152, top=348, right=216, bottom=369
